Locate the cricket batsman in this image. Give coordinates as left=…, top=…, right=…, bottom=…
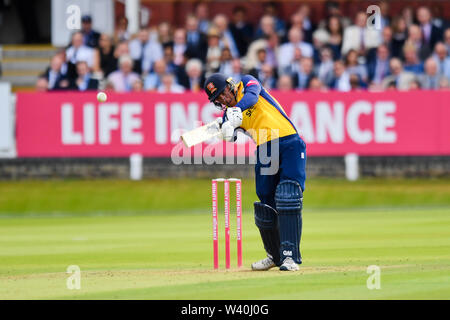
left=204, top=73, right=306, bottom=271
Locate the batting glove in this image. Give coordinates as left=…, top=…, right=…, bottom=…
left=226, top=107, right=243, bottom=128
left=220, top=121, right=236, bottom=142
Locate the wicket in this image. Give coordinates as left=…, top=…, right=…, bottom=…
left=212, top=178, right=242, bottom=270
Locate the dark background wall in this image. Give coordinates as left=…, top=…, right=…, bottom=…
left=114, top=0, right=450, bottom=28
left=0, top=156, right=449, bottom=180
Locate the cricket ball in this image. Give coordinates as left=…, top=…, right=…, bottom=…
left=97, top=91, right=107, bottom=102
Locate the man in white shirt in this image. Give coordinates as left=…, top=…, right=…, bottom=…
left=66, top=31, right=95, bottom=80
left=418, top=58, right=447, bottom=89
left=157, top=73, right=185, bottom=93
left=129, top=28, right=163, bottom=75
left=341, top=11, right=381, bottom=56
left=144, top=59, right=168, bottom=91
left=331, top=60, right=351, bottom=91
left=107, top=55, right=141, bottom=92
left=382, top=58, right=416, bottom=90
left=173, top=28, right=188, bottom=66
left=213, top=14, right=240, bottom=58
left=432, top=42, right=450, bottom=80
left=277, top=27, right=313, bottom=75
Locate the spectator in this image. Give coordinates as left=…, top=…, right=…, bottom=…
left=349, top=73, right=364, bottom=91
left=367, top=44, right=391, bottom=85
left=156, top=21, right=173, bottom=48
left=402, top=42, right=424, bottom=75
left=265, top=33, right=280, bottom=68
left=432, top=42, right=450, bottom=80
left=104, top=80, right=115, bottom=92
left=431, top=6, right=447, bottom=30
left=277, top=74, right=294, bottom=91
left=288, top=11, right=304, bottom=31
left=254, top=15, right=276, bottom=41
left=69, top=61, right=99, bottom=91
left=312, top=29, right=330, bottom=64
left=391, top=16, right=408, bottom=58
left=157, top=73, right=185, bottom=93
left=378, top=1, right=391, bottom=30
left=173, top=28, right=187, bottom=66
left=162, top=45, right=178, bottom=74
left=185, top=14, right=208, bottom=62
left=260, top=1, right=286, bottom=40
left=308, top=76, right=326, bottom=91
left=329, top=60, right=351, bottom=91
left=106, top=55, right=140, bottom=92
left=93, top=33, right=116, bottom=78
left=385, top=80, right=397, bottom=91
left=341, top=11, right=381, bottom=56
left=35, top=77, right=49, bottom=92
left=249, top=48, right=269, bottom=79
left=408, top=79, right=421, bottom=90
left=195, top=2, right=211, bottom=34
left=318, top=1, right=352, bottom=30
left=229, top=59, right=244, bottom=83
left=444, top=28, right=450, bottom=56
left=292, top=57, right=315, bottom=90
left=218, top=47, right=233, bottom=76
left=113, top=16, right=130, bottom=44
left=316, top=47, right=334, bottom=86
left=66, top=31, right=95, bottom=81
left=325, top=15, right=343, bottom=60
left=129, top=28, right=163, bottom=75
left=213, top=14, right=240, bottom=58
left=278, top=27, right=313, bottom=74
left=258, top=64, right=277, bottom=89
left=382, top=58, right=415, bottom=90
left=401, top=7, right=414, bottom=28
left=366, top=26, right=393, bottom=62
left=55, top=49, right=69, bottom=76
left=229, top=6, right=254, bottom=56
left=344, top=49, right=368, bottom=83
left=205, top=27, right=222, bottom=76
left=297, top=4, right=314, bottom=43
left=283, top=47, right=303, bottom=75
left=246, top=32, right=280, bottom=70
left=439, top=77, right=449, bottom=89
left=112, top=40, right=130, bottom=71
left=132, top=79, right=144, bottom=92
left=144, top=59, right=168, bottom=91
left=179, top=58, right=204, bottom=92
left=416, top=7, right=443, bottom=55
left=41, top=54, right=69, bottom=90
left=405, top=24, right=431, bottom=61
left=418, top=58, right=446, bottom=89
left=81, top=15, right=100, bottom=48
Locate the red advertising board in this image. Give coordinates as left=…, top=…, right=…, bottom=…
left=15, top=91, right=450, bottom=157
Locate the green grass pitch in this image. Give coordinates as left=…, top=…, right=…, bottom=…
left=0, top=178, right=449, bottom=299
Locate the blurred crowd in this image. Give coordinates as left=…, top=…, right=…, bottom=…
left=36, top=1, right=450, bottom=93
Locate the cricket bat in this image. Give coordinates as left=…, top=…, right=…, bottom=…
left=181, top=120, right=222, bottom=148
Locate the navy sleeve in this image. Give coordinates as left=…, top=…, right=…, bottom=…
left=235, top=75, right=261, bottom=111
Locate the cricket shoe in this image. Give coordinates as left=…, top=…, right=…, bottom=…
left=251, top=256, right=277, bottom=271
left=279, top=257, right=300, bottom=271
